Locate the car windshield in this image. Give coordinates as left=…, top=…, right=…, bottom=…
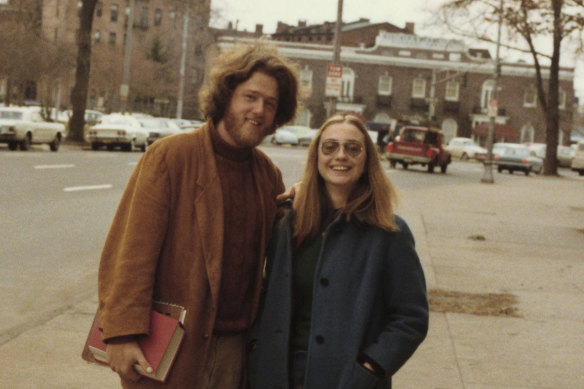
left=0, top=111, right=23, bottom=120
left=139, top=119, right=167, bottom=128
left=498, top=146, right=529, bottom=157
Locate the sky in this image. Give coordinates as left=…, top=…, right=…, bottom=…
left=211, top=0, right=584, bottom=100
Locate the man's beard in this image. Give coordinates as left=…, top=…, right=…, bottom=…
left=223, top=110, right=274, bottom=149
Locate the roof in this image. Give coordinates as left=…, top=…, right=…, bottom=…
left=473, top=123, right=519, bottom=139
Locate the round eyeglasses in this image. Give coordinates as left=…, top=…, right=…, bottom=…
left=320, top=140, right=364, bottom=158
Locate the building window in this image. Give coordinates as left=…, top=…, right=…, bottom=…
left=140, top=6, right=148, bottom=27
left=412, top=77, right=426, bottom=98
left=432, top=53, right=445, bottom=60
left=295, top=108, right=312, bottom=127
left=480, top=80, right=495, bottom=110
left=445, top=80, right=459, bottom=101
left=96, top=2, right=102, bottom=17
left=520, top=124, right=535, bottom=143
left=559, top=88, right=566, bottom=110
left=94, top=30, right=101, bottom=43
left=170, top=11, right=176, bottom=20
left=449, top=53, right=461, bottom=61
left=110, top=4, right=118, bottom=22
left=378, top=73, right=392, bottom=96
left=108, top=32, right=116, bottom=45
left=299, top=66, right=313, bottom=91
left=340, top=67, right=355, bottom=102
left=154, top=8, right=162, bottom=26
left=523, top=87, right=537, bottom=107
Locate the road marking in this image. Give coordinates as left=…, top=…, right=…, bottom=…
left=34, top=164, right=75, bottom=170
left=63, top=184, right=113, bottom=192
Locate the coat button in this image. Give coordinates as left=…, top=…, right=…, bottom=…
left=315, top=335, right=324, bottom=344
left=203, top=333, right=210, bottom=339
left=319, top=277, right=329, bottom=287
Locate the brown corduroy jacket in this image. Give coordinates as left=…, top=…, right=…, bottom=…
left=98, top=124, right=284, bottom=388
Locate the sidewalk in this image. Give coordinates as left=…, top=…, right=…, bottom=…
left=1, top=173, right=582, bottom=388
left=394, top=173, right=584, bottom=388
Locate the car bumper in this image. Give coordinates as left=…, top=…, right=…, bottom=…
left=87, top=135, right=133, bottom=144
left=386, top=152, right=431, bottom=164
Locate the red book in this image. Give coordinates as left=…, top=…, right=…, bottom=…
left=82, top=302, right=186, bottom=383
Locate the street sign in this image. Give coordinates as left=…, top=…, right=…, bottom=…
left=488, top=98, right=498, bottom=117
left=325, top=63, right=343, bottom=97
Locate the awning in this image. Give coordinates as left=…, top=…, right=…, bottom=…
left=473, top=123, right=519, bottom=139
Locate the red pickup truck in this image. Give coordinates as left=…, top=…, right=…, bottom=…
left=385, top=126, right=452, bottom=173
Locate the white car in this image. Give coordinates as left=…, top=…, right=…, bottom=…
left=138, top=117, right=182, bottom=145
left=0, top=106, right=65, bottom=151
left=272, top=128, right=299, bottom=145
left=86, top=114, right=148, bottom=151
left=446, top=137, right=487, bottom=160
left=571, top=141, right=584, bottom=176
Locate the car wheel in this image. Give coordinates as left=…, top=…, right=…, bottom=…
left=19, top=133, right=31, bottom=151
left=91, top=142, right=100, bottom=151
left=440, top=163, right=448, bottom=173
left=461, top=152, right=469, bottom=161
left=271, top=137, right=279, bottom=145
left=141, top=142, right=148, bottom=152
left=497, top=166, right=503, bottom=173
left=389, top=160, right=397, bottom=168
left=509, top=168, right=514, bottom=174
left=122, top=140, right=135, bottom=152
left=579, top=170, right=584, bottom=176
left=402, top=162, right=409, bottom=169
left=427, top=162, right=435, bottom=173
left=8, top=141, right=18, bottom=151
left=49, top=134, right=61, bottom=152
left=524, top=167, right=530, bottom=176
left=106, top=144, right=114, bottom=151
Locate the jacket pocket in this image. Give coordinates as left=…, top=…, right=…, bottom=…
left=338, top=361, right=382, bottom=389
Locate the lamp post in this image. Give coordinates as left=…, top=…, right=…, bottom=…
left=327, top=0, right=343, bottom=116
left=481, top=0, right=503, bottom=184
left=120, top=0, right=135, bottom=114
left=176, top=6, right=189, bottom=119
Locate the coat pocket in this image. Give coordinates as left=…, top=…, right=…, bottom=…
left=338, top=360, right=382, bottom=389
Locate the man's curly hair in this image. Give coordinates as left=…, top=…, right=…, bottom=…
left=199, top=41, right=299, bottom=129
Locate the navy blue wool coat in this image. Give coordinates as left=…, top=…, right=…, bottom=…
left=248, top=212, right=429, bottom=389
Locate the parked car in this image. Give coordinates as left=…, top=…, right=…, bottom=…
left=571, top=141, right=584, bottom=176
left=493, top=143, right=542, bottom=175
left=272, top=128, right=299, bottom=145
left=527, top=143, right=576, bottom=168
left=0, top=106, right=65, bottom=151
left=446, top=137, right=487, bottom=161
left=385, top=126, right=451, bottom=173
left=86, top=114, right=148, bottom=151
left=138, top=117, right=182, bottom=145
left=557, top=145, right=575, bottom=168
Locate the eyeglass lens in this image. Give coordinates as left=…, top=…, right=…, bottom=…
left=321, top=140, right=363, bottom=157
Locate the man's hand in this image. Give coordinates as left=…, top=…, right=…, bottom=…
left=106, top=339, right=153, bottom=382
left=276, top=181, right=302, bottom=203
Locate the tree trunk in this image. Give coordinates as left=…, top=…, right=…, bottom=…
left=68, top=0, right=97, bottom=143
left=543, top=0, right=562, bottom=176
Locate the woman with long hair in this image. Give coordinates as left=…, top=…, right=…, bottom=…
left=248, top=114, right=429, bottom=389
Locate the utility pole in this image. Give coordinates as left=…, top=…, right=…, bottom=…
left=176, top=5, right=189, bottom=119
left=481, top=0, right=503, bottom=184
left=120, top=0, right=135, bottom=114
left=55, top=0, right=68, bottom=115
left=327, top=0, right=343, bottom=116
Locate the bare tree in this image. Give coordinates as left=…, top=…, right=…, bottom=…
left=438, top=0, right=584, bottom=175
left=69, top=0, right=98, bottom=142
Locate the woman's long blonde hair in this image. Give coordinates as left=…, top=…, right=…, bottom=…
left=292, top=114, right=399, bottom=239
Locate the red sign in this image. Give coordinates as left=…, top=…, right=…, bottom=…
left=325, top=64, right=343, bottom=97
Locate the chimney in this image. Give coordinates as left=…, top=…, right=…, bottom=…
left=255, top=24, right=263, bottom=36
left=405, top=22, right=415, bottom=34
left=298, top=20, right=307, bottom=27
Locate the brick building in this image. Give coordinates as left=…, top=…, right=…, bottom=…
left=216, top=23, right=574, bottom=145
left=2, top=0, right=211, bottom=118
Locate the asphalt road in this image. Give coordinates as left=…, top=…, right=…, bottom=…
left=1, top=142, right=581, bottom=346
